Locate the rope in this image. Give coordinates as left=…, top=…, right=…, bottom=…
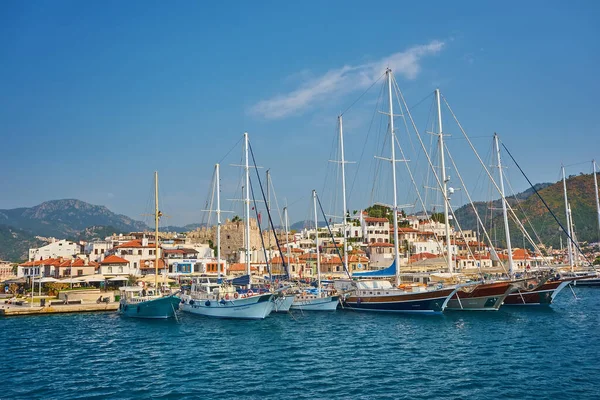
left=316, top=192, right=351, bottom=278
left=501, top=143, right=594, bottom=266
left=248, top=142, right=290, bottom=278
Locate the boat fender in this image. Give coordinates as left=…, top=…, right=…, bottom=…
left=225, top=294, right=230, bottom=300
left=205, top=300, right=211, bottom=306
left=357, top=298, right=361, bottom=304
left=189, top=300, right=195, bottom=306
left=247, top=290, right=254, bottom=296
left=219, top=299, right=226, bottom=305
left=234, top=293, right=239, bottom=299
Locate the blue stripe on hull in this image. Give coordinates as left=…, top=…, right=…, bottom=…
left=344, top=297, right=446, bottom=314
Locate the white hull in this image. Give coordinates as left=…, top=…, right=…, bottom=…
left=290, top=295, right=339, bottom=311
left=181, top=293, right=274, bottom=319
left=273, top=295, right=295, bottom=313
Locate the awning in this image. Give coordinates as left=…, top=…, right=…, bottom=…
left=40, top=277, right=59, bottom=283
left=108, top=276, right=129, bottom=282
left=60, top=278, right=84, bottom=284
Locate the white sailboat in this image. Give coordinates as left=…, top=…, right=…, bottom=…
left=180, top=135, right=274, bottom=319
left=118, top=171, right=180, bottom=319
left=290, top=190, right=339, bottom=311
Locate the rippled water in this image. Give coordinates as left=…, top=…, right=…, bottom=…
left=1, top=289, right=599, bottom=400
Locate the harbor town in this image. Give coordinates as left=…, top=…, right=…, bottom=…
left=2, top=2, right=600, bottom=400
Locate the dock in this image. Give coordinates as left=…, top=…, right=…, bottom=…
left=0, top=302, right=119, bottom=316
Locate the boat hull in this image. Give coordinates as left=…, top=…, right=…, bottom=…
left=273, top=295, right=295, bottom=312
left=503, top=279, right=570, bottom=306
left=344, top=288, right=456, bottom=314
left=446, top=281, right=514, bottom=311
left=572, top=278, right=600, bottom=287
left=290, top=295, right=339, bottom=311
left=119, top=295, right=180, bottom=319
left=180, top=293, right=274, bottom=319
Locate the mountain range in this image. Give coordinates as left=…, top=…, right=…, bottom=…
left=1, top=173, right=598, bottom=261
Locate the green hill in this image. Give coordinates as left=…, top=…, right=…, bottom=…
left=453, top=174, right=600, bottom=249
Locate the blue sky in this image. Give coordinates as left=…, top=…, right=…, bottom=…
left=1, top=1, right=599, bottom=226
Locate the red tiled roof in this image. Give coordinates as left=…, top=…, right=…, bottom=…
left=116, top=240, right=156, bottom=249
left=368, top=242, right=394, bottom=247
left=101, top=255, right=130, bottom=264
left=364, top=217, right=389, bottom=223
left=398, top=227, right=419, bottom=233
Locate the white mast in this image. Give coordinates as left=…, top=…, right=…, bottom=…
left=386, top=69, right=401, bottom=287
left=593, top=160, right=600, bottom=242
left=313, top=190, right=322, bottom=298
left=494, top=133, right=514, bottom=277
left=562, top=165, right=574, bottom=268
left=284, top=206, right=291, bottom=277
left=339, top=115, right=349, bottom=275
left=266, top=169, right=272, bottom=263
left=436, top=89, right=453, bottom=274
left=216, top=163, right=222, bottom=280
left=244, top=133, right=251, bottom=283
left=568, top=203, right=576, bottom=270
left=154, top=171, right=160, bottom=292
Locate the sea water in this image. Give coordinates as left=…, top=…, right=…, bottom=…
left=1, top=288, right=599, bottom=400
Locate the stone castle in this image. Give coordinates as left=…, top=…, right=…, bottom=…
left=187, top=218, right=277, bottom=262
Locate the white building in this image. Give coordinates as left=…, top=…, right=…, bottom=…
left=114, top=238, right=161, bottom=274
left=84, top=240, right=113, bottom=263
left=362, top=217, right=390, bottom=244
left=29, top=239, right=81, bottom=261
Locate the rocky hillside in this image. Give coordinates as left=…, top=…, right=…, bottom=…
left=0, top=199, right=148, bottom=239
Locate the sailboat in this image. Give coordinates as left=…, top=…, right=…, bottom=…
left=445, top=132, right=519, bottom=310
left=118, top=171, right=180, bottom=319
left=290, top=190, right=339, bottom=311
left=180, top=135, right=274, bottom=319
left=499, top=155, right=573, bottom=305
left=343, top=69, right=460, bottom=314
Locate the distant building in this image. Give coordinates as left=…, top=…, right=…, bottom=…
left=29, top=239, right=81, bottom=261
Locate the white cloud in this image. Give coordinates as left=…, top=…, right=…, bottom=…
left=250, top=40, right=445, bottom=119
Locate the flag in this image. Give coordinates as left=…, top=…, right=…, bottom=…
left=258, top=212, right=262, bottom=224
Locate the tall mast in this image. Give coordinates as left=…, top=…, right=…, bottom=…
left=436, top=89, right=453, bottom=274
left=593, top=160, right=600, bottom=242
left=494, top=133, right=514, bottom=277
left=568, top=203, right=576, bottom=270
left=266, top=169, right=272, bottom=266
left=216, top=163, right=221, bottom=280
left=386, top=69, right=401, bottom=287
left=244, top=133, right=251, bottom=283
left=562, top=165, right=574, bottom=268
left=154, top=171, right=160, bottom=291
left=313, top=190, right=321, bottom=298
left=339, top=115, right=349, bottom=275
left=284, top=206, right=291, bottom=277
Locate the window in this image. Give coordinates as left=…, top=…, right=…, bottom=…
left=77, top=269, right=83, bottom=276
left=138, top=250, right=142, bottom=255
left=94, top=249, right=98, bottom=255
left=119, top=266, right=123, bottom=273
left=108, top=267, right=113, bottom=273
